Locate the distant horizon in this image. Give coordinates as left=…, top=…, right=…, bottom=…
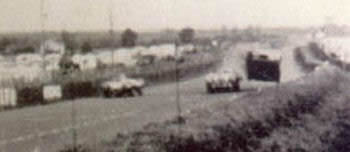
left=0, top=25, right=332, bottom=35
left=1, top=0, right=349, bottom=34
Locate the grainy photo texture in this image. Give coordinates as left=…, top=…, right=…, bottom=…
left=0, top=0, right=350, bottom=152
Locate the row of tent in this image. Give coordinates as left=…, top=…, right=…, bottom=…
left=0, top=44, right=197, bottom=84
left=0, top=85, right=62, bottom=108
left=0, top=64, right=45, bottom=83
left=10, top=44, right=195, bottom=67
left=318, top=37, right=350, bottom=63
left=94, top=44, right=196, bottom=67
left=0, top=80, right=102, bottom=109
left=12, top=43, right=196, bottom=70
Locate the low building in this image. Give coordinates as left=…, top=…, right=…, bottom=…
left=40, top=39, right=65, bottom=55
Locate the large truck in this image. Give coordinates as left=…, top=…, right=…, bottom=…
left=246, top=50, right=281, bottom=82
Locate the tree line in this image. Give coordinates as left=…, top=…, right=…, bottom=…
left=0, top=27, right=196, bottom=55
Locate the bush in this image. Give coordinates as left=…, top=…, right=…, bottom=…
left=62, top=81, right=99, bottom=99
left=17, top=86, right=44, bottom=106
left=121, top=29, right=138, bottom=47
left=179, top=28, right=195, bottom=44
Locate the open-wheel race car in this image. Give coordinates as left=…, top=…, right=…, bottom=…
left=100, top=74, right=145, bottom=98
left=205, top=69, right=242, bottom=93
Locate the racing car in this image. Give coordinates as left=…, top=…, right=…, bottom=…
left=100, top=74, right=145, bottom=98
left=246, top=50, right=281, bottom=82
left=205, top=69, right=242, bottom=93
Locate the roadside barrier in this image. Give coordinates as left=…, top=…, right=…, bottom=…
left=0, top=46, right=220, bottom=111
left=43, top=84, right=63, bottom=103
left=0, top=88, right=17, bottom=108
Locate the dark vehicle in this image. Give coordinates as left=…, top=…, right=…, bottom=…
left=246, top=51, right=281, bottom=82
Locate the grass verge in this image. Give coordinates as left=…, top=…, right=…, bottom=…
left=59, top=61, right=350, bottom=151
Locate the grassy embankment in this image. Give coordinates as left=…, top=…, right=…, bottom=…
left=61, top=64, right=350, bottom=152
left=61, top=43, right=350, bottom=152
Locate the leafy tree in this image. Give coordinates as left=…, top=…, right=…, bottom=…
left=179, top=27, right=195, bottom=44
left=61, top=30, right=78, bottom=52
left=81, top=41, right=92, bottom=54
left=14, top=46, right=35, bottom=54
left=0, top=37, right=12, bottom=50
left=121, top=28, right=138, bottom=47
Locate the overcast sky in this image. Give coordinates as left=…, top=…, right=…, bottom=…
left=0, top=0, right=349, bottom=32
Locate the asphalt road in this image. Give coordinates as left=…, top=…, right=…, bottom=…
left=0, top=41, right=305, bottom=152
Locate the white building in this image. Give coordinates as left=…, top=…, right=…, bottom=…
left=16, top=53, right=43, bottom=66
left=72, top=53, right=98, bottom=70
left=40, top=39, right=65, bottom=55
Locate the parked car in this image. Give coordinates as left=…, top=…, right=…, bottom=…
left=100, top=74, right=145, bottom=98
left=205, top=69, right=242, bottom=93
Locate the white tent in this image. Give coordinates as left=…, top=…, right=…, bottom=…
left=44, top=54, right=62, bottom=71
left=96, top=51, right=114, bottom=65
left=45, top=62, right=60, bottom=71
left=141, top=44, right=176, bottom=59
left=44, top=54, right=62, bottom=62
left=320, top=37, right=350, bottom=63
left=43, top=85, right=62, bottom=102
left=16, top=53, right=43, bottom=65
left=178, top=44, right=195, bottom=55
left=158, top=44, right=176, bottom=58
left=40, top=39, right=65, bottom=55
left=112, top=48, right=137, bottom=67
left=95, top=48, right=139, bottom=67
left=0, top=88, right=17, bottom=107
left=133, top=46, right=147, bottom=54
left=0, top=64, right=44, bottom=82
left=72, top=53, right=98, bottom=70
left=16, top=64, right=44, bottom=82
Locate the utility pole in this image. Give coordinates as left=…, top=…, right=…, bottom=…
left=71, top=95, right=77, bottom=151
left=45, top=0, right=79, bottom=149
left=40, top=0, right=47, bottom=71
left=38, top=0, right=47, bottom=150
left=342, top=52, right=347, bottom=71
left=109, top=0, right=115, bottom=67
left=175, top=42, right=184, bottom=126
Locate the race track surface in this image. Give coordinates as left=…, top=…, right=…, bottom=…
left=0, top=41, right=306, bottom=152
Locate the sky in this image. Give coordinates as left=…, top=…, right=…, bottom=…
left=0, top=0, right=349, bottom=33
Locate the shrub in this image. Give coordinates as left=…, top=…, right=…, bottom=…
left=62, top=81, right=99, bottom=99
left=59, top=145, right=91, bottom=152
left=16, top=86, right=44, bottom=106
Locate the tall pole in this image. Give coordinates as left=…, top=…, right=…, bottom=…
left=342, top=52, right=346, bottom=71
left=40, top=0, right=46, bottom=71
left=71, top=95, right=77, bottom=151
left=109, top=0, right=115, bottom=67
left=175, top=42, right=183, bottom=125
left=37, top=0, right=47, bottom=150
